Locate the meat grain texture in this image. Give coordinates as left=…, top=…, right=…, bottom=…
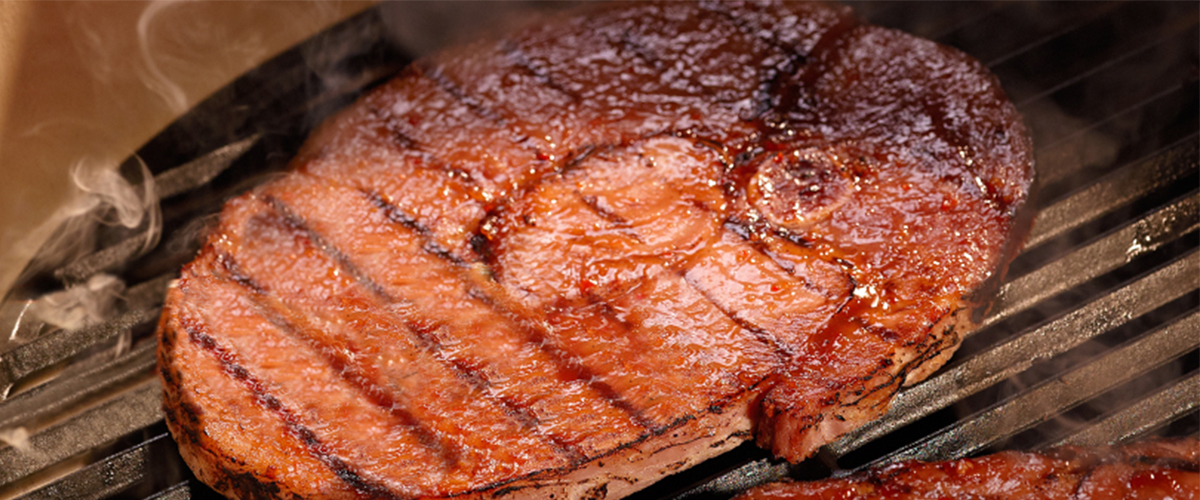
left=156, top=2, right=1035, bottom=499
left=736, top=438, right=1200, bottom=500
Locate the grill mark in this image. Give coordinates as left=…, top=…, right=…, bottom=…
left=564, top=148, right=845, bottom=304
left=1069, top=464, right=1096, bottom=499
left=600, top=135, right=846, bottom=300
left=213, top=252, right=461, bottom=468
left=500, top=40, right=582, bottom=103
left=400, top=318, right=586, bottom=464
left=414, top=61, right=506, bottom=125
left=703, top=1, right=861, bottom=124
left=465, top=285, right=664, bottom=434
left=723, top=219, right=847, bottom=301
left=391, top=128, right=420, bottom=150
left=361, top=190, right=470, bottom=269
left=554, top=143, right=823, bottom=363
left=576, top=192, right=648, bottom=246
left=365, top=191, right=661, bottom=433
left=369, top=105, right=424, bottom=151
left=615, top=13, right=791, bottom=115
left=367, top=102, right=492, bottom=190
left=557, top=144, right=602, bottom=176
left=677, top=268, right=795, bottom=362
left=262, top=194, right=393, bottom=301
left=266, top=193, right=602, bottom=462
left=412, top=58, right=580, bottom=190
left=578, top=193, right=631, bottom=227
left=701, top=1, right=806, bottom=60
left=177, top=305, right=405, bottom=500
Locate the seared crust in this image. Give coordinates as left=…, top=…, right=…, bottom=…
left=157, top=2, right=1034, bottom=499
left=735, top=438, right=1200, bottom=499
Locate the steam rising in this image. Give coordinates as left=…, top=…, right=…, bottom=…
left=68, top=157, right=160, bottom=252
left=29, top=274, right=125, bottom=332
left=0, top=426, right=31, bottom=453
left=3, top=156, right=159, bottom=336
left=135, top=1, right=196, bottom=115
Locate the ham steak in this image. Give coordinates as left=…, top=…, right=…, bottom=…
left=735, top=439, right=1200, bottom=500
left=155, top=1, right=1035, bottom=499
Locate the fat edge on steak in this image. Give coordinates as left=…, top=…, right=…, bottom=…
left=155, top=2, right=1035, bottom=499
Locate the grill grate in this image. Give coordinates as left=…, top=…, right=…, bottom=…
left=0, top=2, right=1196, bottom=499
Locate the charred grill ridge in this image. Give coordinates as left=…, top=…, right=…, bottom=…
left=370, top=104, right=423, bottom=151
left=177, top=313, right=406, bottom=500
left=211, top=251, right=464, bottom=469
left=414, top=62, right=506, bottom=125
left=360, top=188, right=470, bottom=268
left=359, top=179, right=669, bottom=435
left=457, top=282, right=664, bottom=433
left=677, top=269, right=795, bottom=363
left=698, top=1, right=816, bottom=119
left=501, top=39, right=583, bottom=103
left=261, top=193, right=393, bottom=301
left=723, top=219, right=853, bottom=301
left=264, top=192, right=592, bottom=462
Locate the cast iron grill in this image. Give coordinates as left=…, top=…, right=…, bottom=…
left=0, top=2, right=1195, bottom=499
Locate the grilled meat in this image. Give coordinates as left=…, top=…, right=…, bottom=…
left=156, top=1, right=1035, bottom=499
left=735, top=438, right=1200, bottom=500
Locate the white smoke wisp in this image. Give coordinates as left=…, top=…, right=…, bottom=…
left=0, top=425, right=49, bottom=461
left=28, top=273, right=125, bottom=332
left=136, top=0, right=189, bottom=116
left=0, top=426, right=31, bottom=452
left=68, top=155, right=162, bottom=256
left=1, top=156, right=160, bottom=331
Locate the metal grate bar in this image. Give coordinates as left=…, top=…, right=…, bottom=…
left=0, top=341, right=155, bottom=431
left=1049, top=371, right=1199, bottom=449
left=0, top=380, right=161, bottom=487
left=979, top=3, right=1122, bottom=68
left=668, top=449, right=789, bottom=500
left=0, top=274, right=170, bottom=400
left=1012, top=16, right=1197, bottom=110
left=1025, top=137, right=1197, bottom=249
left=122, top=275, right=175, bottom=313
left=144, top=482, right=190, bottom=500
left=54, top=137, right=259, bottom=284
left=17, top=433, right=172, bottom=500
left=1033, top=86, right=1196, bottom=190
left=828, top=250, right=1198, bottom=456
left=0, top=309, right=157, bottom=401
left=982, top=192, right=1198, bottom=331
left=152, top=135, right=260, bottom=202
left=1035, top=80, right=1191, bottom=158
left=871, top=308, right=1198, bottom=466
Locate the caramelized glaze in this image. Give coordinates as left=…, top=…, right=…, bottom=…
left=737, top=439, right=1200, bottom=500
left=157, top=2, right=1034, bottom=498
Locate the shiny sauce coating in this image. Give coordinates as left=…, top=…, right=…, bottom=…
left=157, top=2, right=1034, bottom=499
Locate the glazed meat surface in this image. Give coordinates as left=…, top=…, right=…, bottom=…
left=736, top=439, right=1200, bottom=500
left=156, top=2, right=1034, bottom=499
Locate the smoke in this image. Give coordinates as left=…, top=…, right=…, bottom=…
left=1, top=156, right=159, bottom=304
left=0, top=426, right=31, bottom=452
left=135, top=0, right=188, bottom=115
left=0, top=157, right=159, bottom=366
left=67, top=156, right=160, bottom=251
left=28, top=274, right=126, bottom=332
